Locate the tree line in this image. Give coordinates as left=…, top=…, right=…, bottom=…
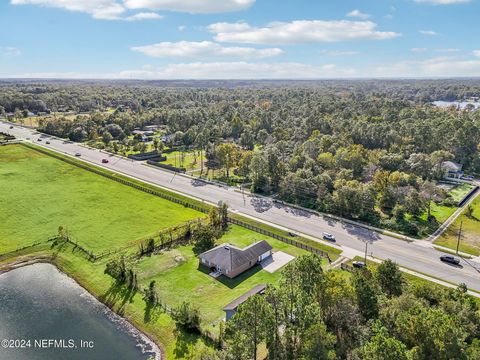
left=200, top=254, right=480, bottom=360
left=2, top=80, right=480, bottom=236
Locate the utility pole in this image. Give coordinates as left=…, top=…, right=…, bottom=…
left=241, top=183, right=245, bottom=205
left=364, top=241, right=368, bottom=266
left=456, top=220, right=463, bottom=255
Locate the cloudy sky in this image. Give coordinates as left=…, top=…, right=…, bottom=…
left=1, top=0, right=479, bottom=79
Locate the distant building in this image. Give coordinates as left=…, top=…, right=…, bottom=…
left=144, top=125, right=161, bottom=131
left=441, top=161, right=464, bottom=180
left=223, top=284, right=267, bottom=320
left=199, top=240, right=272, bottom=279
left=161, top=134, right=175, bottom=143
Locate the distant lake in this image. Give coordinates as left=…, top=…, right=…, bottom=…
left=0, top=263, right=160, bottom=360
left=433, top=100, right=480, bottom=110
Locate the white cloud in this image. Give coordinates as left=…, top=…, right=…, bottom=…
left=420, top=30, right=437, bottom=36
left=131, top=41, right=283, bottom=58
left=375, top=56, right=480, bottom=77
left=11, top=0, right=161, bottom=20
left=11, top=0, right=252, bottom=19
left=414, top=0, right=470, bottom=4
left=124, top=0, right=255, bottom=13
left=1, top=47, right=22, bottom=56
left=124, top=12, right=163, bottom=21
left=178, top=25, right=187, bottom=32
left=5, top=62, right=356, bottom=79
left=8, top=56, right=480, bottom=79
left=209, top=20, right=400, bottom=45
left=411, top=47, right=428, bottom=53
left=320, top=50, right=359, bottom=56
left=346, top=9, right=371, bottom=20
left=11, top=0, right=125, bottom=20
left=473, top=50, right=480, bottom=57
left=117, top=62, right=356, bottom=79
left=435, top=48, right=460, bottom=52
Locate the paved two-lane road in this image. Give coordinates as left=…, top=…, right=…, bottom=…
left=2, top=121, right=479, bottom=291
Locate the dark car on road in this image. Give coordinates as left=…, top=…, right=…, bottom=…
left=102, top=159, right=109, bottom=163
left=9, top=125, right=13, bottom=129
left=46, top=141, right=50, bottom=144
left=322, top=232, right=336, bottom=242
left=352, top=261, right=366, bottom=268
left=440, top=255, right=460, bottom=265
left=75, top=152, right=81, bottom=157
left=37, top=138, right=42, bottom=142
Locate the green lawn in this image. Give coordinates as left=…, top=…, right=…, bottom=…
left=0, top=143, right=338, bottom=359
left=418, top=202, right=456, bottom=224
left=448, top=183, right=475, bottom=203
left=134, top=224, right=313, bottom=330
left=161, top=150, right=204, bottom=171
left=435, top=194, right=480, bottom=256
left=0, top=144, right=203, bottom=254
left=404, top=202, right=456, bottom=237
left=0, top=243, right=210, bottom=359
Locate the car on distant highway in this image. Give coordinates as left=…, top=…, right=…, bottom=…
left=352, top=261, right=366, bottom=269
left=440, top=255, right=460, bottom=265
left=75, top=152, right=81, bottom=157
left=9, top=125, right=13, bottom=129
left=46, top=141, right=50, bottom=144
left=102, top=159, right=109, bottom=163
left=322, top=232, right=336, bottom=242
left=37, top=138, right=42, bottom=142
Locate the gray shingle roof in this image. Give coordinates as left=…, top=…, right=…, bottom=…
left=199, top=240, right=272, bottom=272
left=223, top=284, right=267, bottom=311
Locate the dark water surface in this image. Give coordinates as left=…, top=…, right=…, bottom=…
left=0, top=263, right=160, bottom=360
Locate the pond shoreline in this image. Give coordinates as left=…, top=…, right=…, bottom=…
left=0, top=255, right=164, bottom=360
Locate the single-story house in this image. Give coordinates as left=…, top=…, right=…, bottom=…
left=199, top=240, right=272, bottom=279
left=223, top=284, right=267, bottom=320
left=441, top=161, right=464, bottom=179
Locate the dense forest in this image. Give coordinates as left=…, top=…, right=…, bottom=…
left=216, top=254, right=480, bottom=360
left=1, top=80, right=479, bottom=236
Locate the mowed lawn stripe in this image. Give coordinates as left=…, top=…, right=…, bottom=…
left=134, top=224, right=313, bottom=327
left=0, top=145, right=203, bottom=254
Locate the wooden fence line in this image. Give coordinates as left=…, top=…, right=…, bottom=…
left=228, top=217, right=331, bottom=262
left=19, top=143, right=332, bottom=263
left=22, top=142, right=210, bottom=214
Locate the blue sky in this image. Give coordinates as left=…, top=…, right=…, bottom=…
left=1, top=0, right=479, bottom=79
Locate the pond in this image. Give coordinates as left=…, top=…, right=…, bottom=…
left=0, top=263, right=161, bottom=360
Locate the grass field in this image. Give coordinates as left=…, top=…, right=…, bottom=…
left=448, top=183, right=475, bottom=203
left=134, top=224, right=313, bottom=330
left=0, top=144, right=203, bottom=254
left=160, top=150, right=204, bottom=171
left=0, top=142, right=340, bottom=359
left=0, top=243, right=210, bottom=359
left=434, top=194, right=480, bottom=255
